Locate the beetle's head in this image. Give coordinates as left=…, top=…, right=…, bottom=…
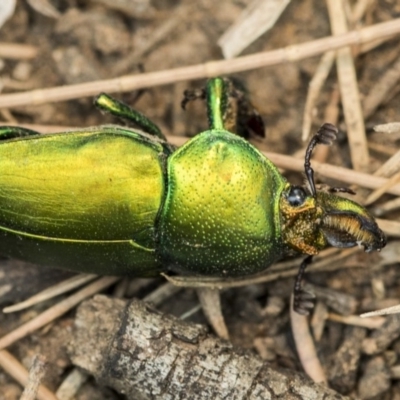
left=280, top=123, right=386, bottom=256
left=280, top=184, right=325, bottom=255
left=316, top=191, right=386, bottom=252
left=280, top=184, right=386, bottom=255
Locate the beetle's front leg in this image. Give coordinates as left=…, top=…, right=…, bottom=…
left=293, top=255, right=315, bottom=315
left=0, top=126, right=40, bottom=140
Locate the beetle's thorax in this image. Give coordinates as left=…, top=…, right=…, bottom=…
left=279, top=184, right=327, bottom=255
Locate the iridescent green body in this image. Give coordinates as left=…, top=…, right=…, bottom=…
left=0, top=78, right=386, bottom=285
left=159, top=129, right=285, bottom=276
left=0, top=126, right=170, bottom=276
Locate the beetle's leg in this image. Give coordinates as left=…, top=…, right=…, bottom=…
left=205, top=77, right=230, bottom=130
left=181, top=87, right=205, bottom=110
left=228, top=78, right=265, bottom=140
left=304, top=123, right=338, bottom=197
left=293, top=255, right=315, bottom=315
left=0, top=126, right=40, bottom=140
left=181, top=79, right=233, bottom=131
left=206, top=77, right=264, bottom=134
left=94, top=93, right=165, bottom=140
left=182, top=77, right=265, bottom=139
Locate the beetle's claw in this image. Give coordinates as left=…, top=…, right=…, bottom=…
left=293, top=290, right=316, bottom=315
left=316, top=123, right=338, bottom=146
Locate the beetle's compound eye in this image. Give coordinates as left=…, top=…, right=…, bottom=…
left=287, top=186, right=307, bottom=207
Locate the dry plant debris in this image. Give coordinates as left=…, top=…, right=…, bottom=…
left=69, top=295, right=350, bottom=400
left=0, top=0, right=399, bottom=399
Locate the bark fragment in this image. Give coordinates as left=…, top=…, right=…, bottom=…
left=69, top=295, right=350, bottom=400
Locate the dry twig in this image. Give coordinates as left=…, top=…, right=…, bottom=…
left=0, top=42, right=38, bottom=60
left=142, top=282, right=182, bottom=306
left=290, top=297, right=327, bottom=383
left=196, top=288, right=229, bottom=340
left=363, top=55, right=400, bottom=119
left=56, top=368, right=88, bottom=400
left=0, top=18, right=399, bottom=108
left=68, top=295, right=351, bottom=399
left=21, top=355, right=48, bottom=400
left=302, top=51, right=336, bottom=142
left=3, top=273, right=97, bottom=313
left=218, top=0, right=291, bottom=58
left=327, top=0, right=369, bottom=172
left=0, top=276, right=119, bottom=350
left=0, top=350, right=57, bottom=400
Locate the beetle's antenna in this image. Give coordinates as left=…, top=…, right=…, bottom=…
left=304, top=123, right=337, bottom=197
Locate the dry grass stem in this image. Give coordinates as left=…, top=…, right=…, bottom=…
left=361, top=304, right=400, bottom=317
left=0, top=350, right=57, bottom=400
left=310, top=301, right=329, bottom=341
left=56, top=368, right=88, bottom=400
left=264, top=151, right=400, bottom=197
left=114, top=5, right=189, bottom=75
left=88, top=0, right=158, bottom=19
left=0, top=108, right=17, bottom=123
left=328, top=313, right=385, bottom=328
left=0, top=276, right=119, bottom=351
left=26, top=0, right=61, bottom=19
left=374, top=197, right=400, bottom=216
left=351, top=0, right=376, bottom=25
left=374, top=148, right=400, bottom=178
left=376, top=218, right=400, bottom=238
left=374, top=122, right=400, bottom=134
left=112, top=277, right=130, bottom=298
left=179, top=304, right=202, bottom=320
left=142, top=282, right=182, bottom=306
left=0, top=18, right=400, bottom=109
left=197, top=288, right=229, bottom=340
left=1, top=77, right=37, bottom=91
left=360, top=35, right=395, bottom=53
left=363, top=54, right=400, bottom=119
left=3, top=273, right=97, bottom=313
left=327, top=0, right=369, bottom=172
left=390, top=365, right=400, bottom=380
left=163, top=248, right=360, bottom=289
left=290, top=297, right=326, bottom=383
left=0, top=42, right=38, bottom=60
left=365, top=171, right=400, bottom=205
left=302, top=0, right=377, bottom=142
left=302, top=51, right=336, bottom=141
left=218, top=0, right=291, bottom=59
left=368, top=141, right=397, bottom=157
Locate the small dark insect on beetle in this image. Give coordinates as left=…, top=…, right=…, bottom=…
left=0, top=77, right=386, bottom=314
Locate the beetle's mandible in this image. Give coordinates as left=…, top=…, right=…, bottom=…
left=0, top=78, right=386, bottom=314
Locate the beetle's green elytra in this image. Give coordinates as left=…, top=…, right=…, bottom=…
left=0, top=127, right=172, bottom=276
left=0, top=78, right=386, bottom=313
